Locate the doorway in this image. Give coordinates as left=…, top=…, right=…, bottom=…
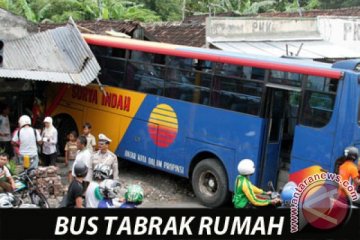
left=259, top=87, right=300, bottom=189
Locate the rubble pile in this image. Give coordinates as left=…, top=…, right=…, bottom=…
left=33, top=166, right=65, bottom=199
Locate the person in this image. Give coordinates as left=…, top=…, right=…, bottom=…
left=11, top=115, right=42, bottom=169
left=120, top=185, right=144, bottom=208
left=0, top=153, right=15, bottom=193
left=41, top=117, right=58, bottom=166
left=89, top=134, right=119, bottom=181
left=72, top=136, right=92, bottom=187
left=85, top=163, right=112, bottom=208
left=338, top=146, right=360, bottom=194
left=65, top=131, right=78, bottom=182
left=233, top=159, right=281, bottom=208
left=64, top=161, right=88, bottom=208
left=0, top=103, right=12, bottom=159
left=98, top=179, right=121, bottom=208
left=11, top=126, right=20, bottom=164
left=83, top=123, right=96, bottom=153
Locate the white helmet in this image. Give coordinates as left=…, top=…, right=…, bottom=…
left=93, top=163, right=113, bottom=180
left=99, top=179, right=121, bottom=199
left=18, top=115, right=31, bottom=128
left=0, top=193, right=15, bottom=208
left=43, top=116, right=53, bottom=124
left=237, top=159, right=255, bottom=175
left=344, top=146, right=359, bottom=161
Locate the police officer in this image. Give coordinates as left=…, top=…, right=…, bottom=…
left=89, top=134, right=119, bottom=181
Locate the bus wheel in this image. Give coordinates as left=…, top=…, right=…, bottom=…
left=192, top=158, right=229, bottom=207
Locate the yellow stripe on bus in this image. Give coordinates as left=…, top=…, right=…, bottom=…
left=152, top=108, right=177, bottom=118
left=156, top=104, right=175, bottom=112
left=148, top=119, right=178, bottom=129
left=149, top=112, right=178, bottom=124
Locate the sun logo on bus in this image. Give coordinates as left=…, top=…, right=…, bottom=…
left=148, top=104, right=178, bottom=148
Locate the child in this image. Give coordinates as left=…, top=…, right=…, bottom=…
left=85, top=163, right=112, bottom=208
left=64, top=161, right=87, bottom=208
left=0, top=153, right=15, bottom=193
left=64, top=131, right=78, bottom=182
left=120, top=185, right=144, bottom=208
left=98, top=179, right=122, bottom=208
left=83, top=123, right=96, bottom=153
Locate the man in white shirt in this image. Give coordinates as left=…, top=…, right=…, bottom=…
left=0, top=104, right=12, bottom=158
left=90, top=134, right=119, bottom=181
left=11, top=115, right=42, bottom=169
left=72, top=135, right=92, bottom=187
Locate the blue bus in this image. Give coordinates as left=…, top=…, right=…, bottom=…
left=49, top=34, right=359, bottom=207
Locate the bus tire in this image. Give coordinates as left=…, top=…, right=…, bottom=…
left=191, top=158, right=229, bottom=208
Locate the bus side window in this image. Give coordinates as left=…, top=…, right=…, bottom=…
left=212, top=68, right=262, bottom=115
left=269, top=70, right=302, bottom=87
left=92, top=45, right=127, bottom=88
left=128, top=51, right=166, bottom=95
left=251, top=67, right=265, bottom=80
left=300, top=91, right=336, bottom=128
left=300, top=76, right=338, bottom=128
left=165, top=57, right=211, bottom=105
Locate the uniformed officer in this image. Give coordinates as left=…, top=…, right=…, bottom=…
left=89, top=134, right=119, bottom=181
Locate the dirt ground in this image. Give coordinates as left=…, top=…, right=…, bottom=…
left=45, top=157, right=202, bottom=208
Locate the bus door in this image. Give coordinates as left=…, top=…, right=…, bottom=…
left=260, top=85, right=300, bottom=189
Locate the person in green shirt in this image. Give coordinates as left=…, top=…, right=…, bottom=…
left=233, top=159, right=281, bottom=208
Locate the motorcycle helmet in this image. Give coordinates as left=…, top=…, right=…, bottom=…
left=125, top=185, right=144, bottom=204
left=344, top=146, right=359, bottom=161
left=18, top=115, right=31, bottom=128
left=281, top=181, right=297, bottom=207
left=237, top=159, right=255, bottom=176
left=93, top=164, right=112, bottom=180
left=0, top=193, right=15, bottom=208
left=99, top=179, right=121, bottom=199
left=73, top=161, right=88, bottom=178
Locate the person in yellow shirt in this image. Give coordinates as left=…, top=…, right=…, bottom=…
left=233, top=159, right=281, bottom=208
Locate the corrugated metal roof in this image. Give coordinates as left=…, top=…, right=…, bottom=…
left=0, top=18, right=100, bottom=86
left=210, top=40, right=360, bottom=59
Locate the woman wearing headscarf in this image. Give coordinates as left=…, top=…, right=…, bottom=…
left=41, top=116, right=58, bottom=166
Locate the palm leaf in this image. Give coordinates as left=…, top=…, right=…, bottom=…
left=20, top=0, right=37, bottom=22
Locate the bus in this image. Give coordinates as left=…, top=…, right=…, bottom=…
left=47, top=34, right=360, bottom=207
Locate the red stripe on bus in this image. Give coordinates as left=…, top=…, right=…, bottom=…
left=157, top=130, right=177, bottom=139
left=83, top=35, right=343, bottom=79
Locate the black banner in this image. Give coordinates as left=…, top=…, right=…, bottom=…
left=0, top=208, right=359, bottom=239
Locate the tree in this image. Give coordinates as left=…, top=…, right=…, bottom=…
left=0, top=0, right=162, bottom=23
left=135, top=0, right=182, bottom=21
left=318, top=0, right=360, bottom=9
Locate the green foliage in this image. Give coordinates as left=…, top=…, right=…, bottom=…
left=318, top=0, right=360, bottom=9
left=6, top=159, right=17, bottom=176
left=123, top=6, right=161, bottom=22
left=243, top=0, right=277, bottom=14
left=137, top=0, right=181, bottom=21
left=1, top=0, right=360, bottom=23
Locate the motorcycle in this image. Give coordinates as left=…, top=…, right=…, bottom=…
left=256, top=181, right=295, bottom=208
left=13, top=168, right=50, bottom=208
left=0, top=192, right=39, bottom=208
